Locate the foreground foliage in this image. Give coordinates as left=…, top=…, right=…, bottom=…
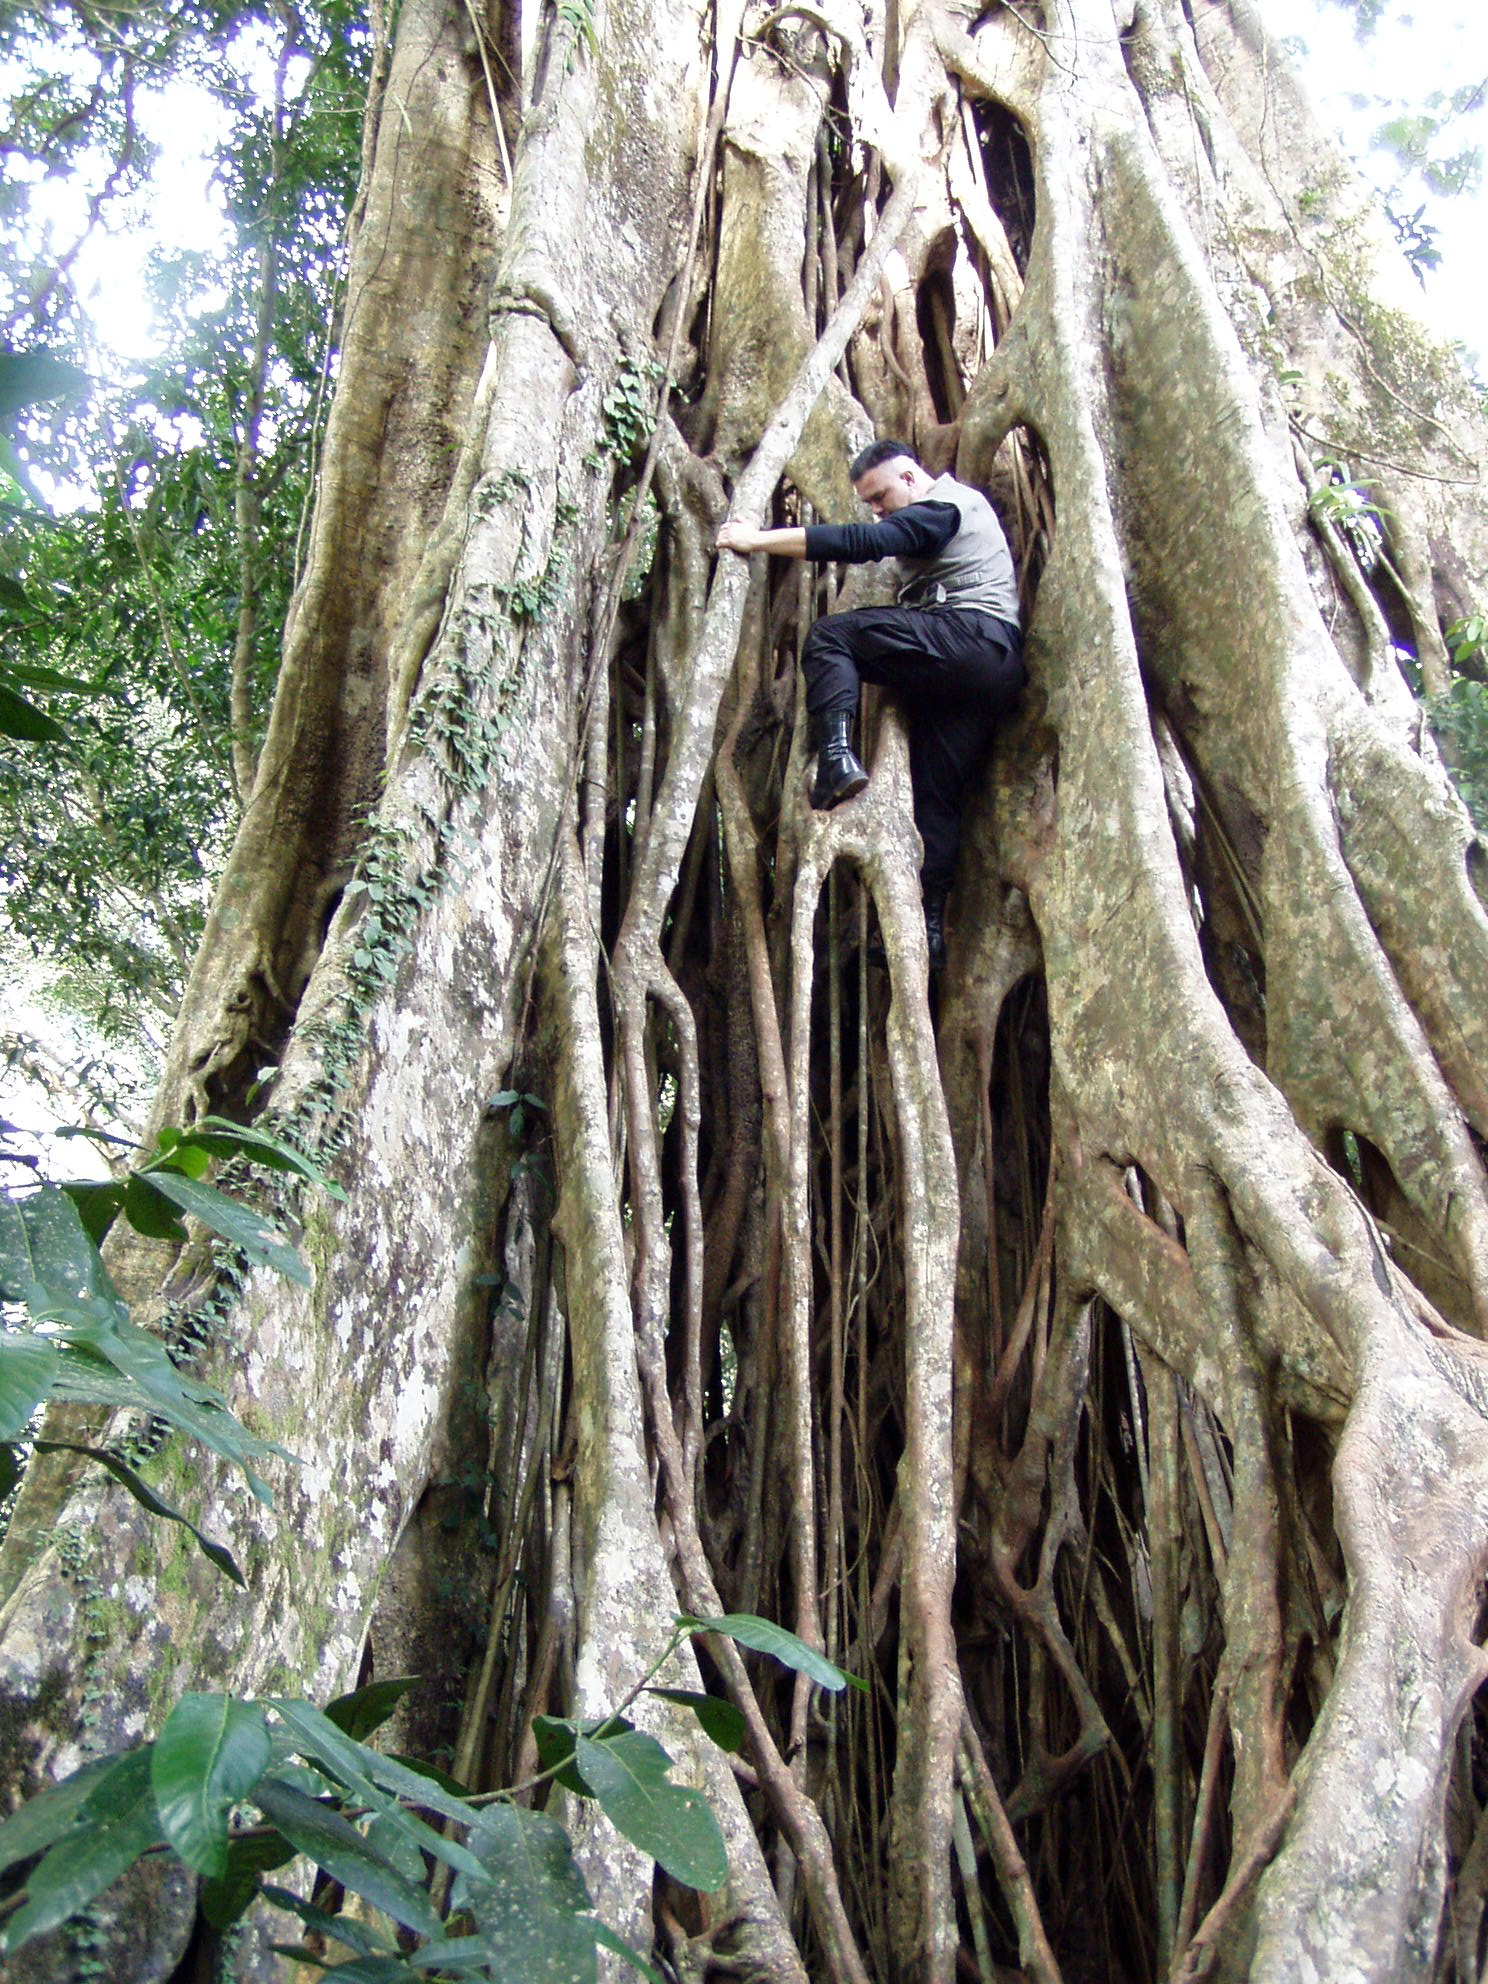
left=0, top=1622, right=851, bottom=1979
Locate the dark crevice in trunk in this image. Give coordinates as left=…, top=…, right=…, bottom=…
left=972, top=100, right=1036, bottom=279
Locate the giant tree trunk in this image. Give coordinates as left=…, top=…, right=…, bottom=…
left=5, top=1, right=1488, bottom=1981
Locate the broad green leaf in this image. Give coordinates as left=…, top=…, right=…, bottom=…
left=250, top=1777, right=442, bottom=1938
left=264, top=1760, right=341, bottom=1799
left=151, top=1694, right=271, bottom=1876
left=140, top=1168, right=310, bottom=1286
left=268, top=1698, right=477, bottom=1829
left=0, top=1184, right=123, bottom=1313
left=0, top=1331, right=59, bottom=1439
left=324, top=1675, right=422, bottom=1742
left=3, top=659, right=105, bottom=694
left=532, top=1713, right=635, bottom=1795
left=180, top=1117, right=347, bottom=1198
left=265, top=1699, right=487, bottom=1884
left=123, top=1173, right=190, bottom=1243
left=0, top=350, right=89, bottom=419
left=269, top=1955, right=412, bottom=1983
left=680, top=1612, right=864, bottom=1692
left=198, top=1828, right=296, bottom=1930
left=1, top=1749, right=162, bottom=1954
left=0, top=678, right=64, bottom=741
left=33, top=1440, right=246, bottom=1585
left=574, top=1733, right=727, bottom=1891
left=645, top=1688, right=746, bottom=1754
left=400, top=1941, right=516, bottom=1975
left=451, top=1804, right=597, bottom=1984
left=59, top=1179, right=126, bottom=1247
left=45, top=1322, right=292, bottom=1504
left=259, top=1882, right=399, bottom=1955
left=0, top=1754, right=116, bottom=1879
left=386, top=1753, right=469, bottom=1797
left=366, top=1811, right=426, bottom=1883
left=17, top=1282, right=122, bottom=1332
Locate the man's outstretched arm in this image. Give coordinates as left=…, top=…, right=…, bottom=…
left=716, top=521, right=807, bottom=557
left=716, top=503, right=958, bottom=563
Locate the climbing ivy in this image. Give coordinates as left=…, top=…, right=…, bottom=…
left=597, top=357, right=664, bottom=464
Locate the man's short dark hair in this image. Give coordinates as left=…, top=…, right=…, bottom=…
left=850, top=437, right=919, bottom=480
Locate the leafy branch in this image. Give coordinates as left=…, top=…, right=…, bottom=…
left=0, top=1618, right=859, bottom=1978
left=0, top=1112, right=343, bottom=1578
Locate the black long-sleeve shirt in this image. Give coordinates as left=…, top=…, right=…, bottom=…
left=803, top=501, right=960, bottom=565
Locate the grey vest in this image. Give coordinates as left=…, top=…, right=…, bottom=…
left=895, top=473, right=1019, bottom=625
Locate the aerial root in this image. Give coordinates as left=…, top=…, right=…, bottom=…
left=985, top=1280, right=1112, bottom=1823
left=957, top=1716, right=1064, bottom=1984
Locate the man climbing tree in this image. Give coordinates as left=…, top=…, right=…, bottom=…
left=716, top=439, right=1025, bottom=967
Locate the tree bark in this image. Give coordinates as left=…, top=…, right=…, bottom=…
left=7, top=0, right=1488, bottom=1979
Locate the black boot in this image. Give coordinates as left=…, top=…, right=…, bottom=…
left=810, top=711, right=868, bottom=810
left=923, top=886, right=948, bottom=972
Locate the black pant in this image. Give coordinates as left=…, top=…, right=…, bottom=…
left=801, top=605, right=1026, bottom=894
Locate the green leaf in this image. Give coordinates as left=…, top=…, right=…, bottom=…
left=0, top=1184, right=124, bottom=1314
left=450, top=1804, right=597, bottom=1984
left=0, top=350, right=89, bottom=420
left=0, top=678, right=65, bottom=741
left=681, top=1612, right=864, bottom=1692
left=265, top=1699, right=488, bottom=1884
left=151, top=1694, right=271, bottom=1877
left=259, top=1882, right=400, bottom=1955
left=366, top=1811, right=427, bottom=1883
left=386, top=1753, right=469, bottom=1798
left=0, top=1331, right=59, bottom=1439
left=123, top=1173, right=190, bottom=1242
left=3, top=659, right=106, bottom=694
left=645, top=1688, right=746, bottom=1753
left=270, top=1953, right=412, bottom=1983
left=324, top=1675, right=422, bottom=1743
left=250, top=1778, right=442, bottom=1938
left=0, top=1754, right=116, bottom=1880
left=198, top=1829, right=296, bottom=1930
left=400, top=1940, right=511, bottom=1974
left=136, top=1168, right=310, bottom=1285
left=0, top=431, right=38, bottom=507
left=180, top=1117, right=347, bottom=1198
left=44, top=1319, right=293, bottom=1504
left=574, top=1732, right=727, bottom=1891
left=32, top=1440, right=246, bottom=1585
left=532, top=1713, right=633, bottom=1794
left=1, top=1749, right=162, bottom=1954
left=59, top=1179, right=126, bottom=1247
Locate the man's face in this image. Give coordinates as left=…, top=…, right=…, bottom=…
left=853, top=458, right=919, bottom=518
